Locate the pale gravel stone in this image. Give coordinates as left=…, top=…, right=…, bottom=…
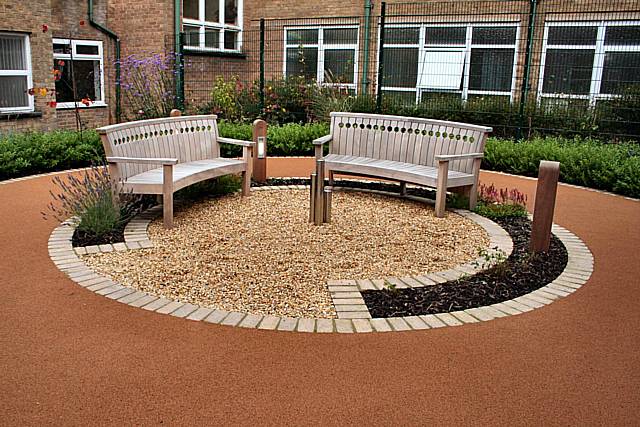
left=155, top=301, right=184, bottom=314
left=257, top=315, right=280, bottom=330
left=297, top=318, right=315, bottom=332
left=171, top=303, right=199, bottom=318
left=370, top=318, right=392, bottom=332
left=434, top=313, right=463, bottom=326
left=277, top=317, right=298, bottom=331
left=335, top=319, right=354, bottom=333
left=83, top=190, right=487, bottom=320
left=238, top=313, right=263, bottom=328
left=450, top=310, right=480, bottom=324
left=142, top=297, right=172, bottom=311
left=316, top=319, right=334, bottom=333
left=352, top=319, right=373, bottom=333
left=220, top=311, right=246, bottom=326
left=186, top=307, right=214, bottom=321
left=404, top=316, right=430, bottom=329
left=204, top=309, right=230, bottom=324
left=387, top=317, right=411, bottom=331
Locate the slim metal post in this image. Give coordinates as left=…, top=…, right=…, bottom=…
left=375, top=2, right=387, bottom=113
left=517, top=0, right=538, bottom=141
left=259, top=18, right=266, bottom=116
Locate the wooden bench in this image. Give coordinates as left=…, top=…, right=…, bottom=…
left=313, top=112, right=492, bottom=217
left=97, top=115, right=254, bottom=229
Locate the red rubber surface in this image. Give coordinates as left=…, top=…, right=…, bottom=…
left=1, top=160, right=639, bottom=425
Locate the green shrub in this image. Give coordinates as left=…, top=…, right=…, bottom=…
left=484, top=137, right=640, bottom=198
left=0, top=130, right=103, bottom=180
left=175, top=174, right=242, bottom=200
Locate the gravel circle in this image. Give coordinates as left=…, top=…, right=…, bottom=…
left=83, top=189, right=489, bottom=318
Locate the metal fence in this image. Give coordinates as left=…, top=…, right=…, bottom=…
left=172, top=0, right=640, bottom=140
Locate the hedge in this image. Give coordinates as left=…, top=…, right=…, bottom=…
left=1, top=124, right=638, bottom=198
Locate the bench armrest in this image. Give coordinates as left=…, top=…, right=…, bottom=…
left=106, top=156, right=178, bottom=165
left=217, top=137, right=255, bottom=148
left=313, top=135, right=332, bottom=146
left=434, top=152, right=484, bottom=162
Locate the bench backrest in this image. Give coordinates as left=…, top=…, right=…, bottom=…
left=329, top=113, right=492, bottom=174
left=97, top=115, right=220, bottom=180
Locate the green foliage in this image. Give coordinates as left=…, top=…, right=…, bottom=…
left=0, top=130, right=103, bottom=181
left=217, top=120, right=329, bottom=157
left=175, top=175, right=242, bottom=201
left=44, top=165, right=143, bottom=239
left=474, top=202, right=528, bottom=220
left=474, top=246, right=509, bottom=277
left=483, top=137, right=640, bottom=198
left=210, top=75, right=243, bottom=122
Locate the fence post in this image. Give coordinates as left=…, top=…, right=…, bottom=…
left=517, top=0, right=538, bottom=141
left=530, top=161, right=560, bottom=253
left=259, top=18, right=266, bottom=116
left=375, top=1, right=387, bottom=113
left=175, top=32, right=185, bottom=111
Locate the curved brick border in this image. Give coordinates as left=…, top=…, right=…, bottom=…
left=48, top=185, right=592, bottom=333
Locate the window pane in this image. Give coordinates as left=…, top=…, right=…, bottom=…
left=469, top=48, right=514, bottom=92
left=383, top=90, right=416, bottom=105
left=0, top=35, right=25, bottom=70
left=542, top=49, right=594, bottom=94
left=76, top=44, right=99, bottom=55
left=205, top=0, right=219, bottom=22
left=184, top=0, right=199, bottom=20
left=0, top=76, right=28, bottom=108
left=54, top=60, right=101, bottom=102
left=205, top=29, right=220, bottom=48
left=286, top=47, right=318, bottom=80
left=605, top=26, right=640, bottom=46
left=224, top=30, right=237, bottom=50
left=601, top=52, right=640, bottom=94
left=324, top=28, right=358, bottom=45
left=418, top=49, right=465, bottom=90
left=224, top=0, right=237, bottom=25
left=425, top=27, right=466, bottom=45
left=184, top=25, right=200, bottom=47
left=53, top=42, right=71, bottom=55
left=472, top=27, right=516, bottom=45
left=382, top=47, right=418, bottom=87
left=324, top=49, right=355, bottom=84
left=286, top=29, right=318, bottom=45
left=384, top=27, right=419, bottom=45
left=547, top=26, right=597, bottom=45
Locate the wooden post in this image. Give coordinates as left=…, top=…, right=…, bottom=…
left=169, top=109, right=182, bottom=117
left=435, top=160, right=449, bottom=218
left=314, top=159, right=325, bottom=226
left=309, top=172, right=317, bottom=223
left=531, top=160, right=560, bottom=253
left=162, top=164, right=174, bottom=229
left=323, top=186, right=332, bottom=224
left=252, top=119, right=267, bottom=183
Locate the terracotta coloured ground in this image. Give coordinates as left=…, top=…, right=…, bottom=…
left=0, top=157, right=639, bottom=425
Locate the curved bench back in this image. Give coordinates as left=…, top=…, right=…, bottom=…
left=329, top=112, right=492, bottom=174
left=97, top=115, right=219, bottom=180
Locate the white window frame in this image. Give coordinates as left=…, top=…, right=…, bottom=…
left=538, top=20, right=640, bottom=107
left=283, top=26, right=360, bottom=92
left=0, top=32, right=34, bottom=113
left=380, top=22, right=520, bottom=104
left=52, top=38, right=105, bottom=109
left=183, top=0, right=243, bottom=52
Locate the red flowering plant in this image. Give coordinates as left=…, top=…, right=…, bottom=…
left=474, top=183, right=528, bottom=220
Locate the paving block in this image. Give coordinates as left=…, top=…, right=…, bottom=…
left=352, top=319, right=373, bottom=333
left=221, top=311, right=246, bottom=326
left=105, top=288, right=135, bottom=300
left=296, top=318, right=315, bottom=333
left=204, top=309, right=230, bottom=324
left=419, top=315, right=447, bottom=328
left=117, top=291, right=148, bottom=304
left=434, top=313, right=462, bottom=326
left=449, top=310, right=480, bottom=324
left=155, top=301, right=184, bottom=315
left=465, top=307, right=495, bottom=322
left=335, top=319, right=354, bottom=333
left=387, top=317, right=411, bottom=331
left=238, top=313, right=263, bottom=329
left=257, top=315, right=280, bottom=330
left=404, top=316, right=430, bottom=329
left=331, top=298, right=366, bottom=305
left=334, top=304, right=369, bottom=312
left=316, top=318, right=334, bottom=333
left=142, top=297, right=172, bottom=311
left=501, top=299, right=533, bottom=313
left=129, top=294, right=158, bottom=308
left=277, top=317, right=298, bottom=331
left=171, top=303, right=199, bottom=318
left=186, top=307, right=214, bottom=321
left=336, top=311, right=371, bottom=319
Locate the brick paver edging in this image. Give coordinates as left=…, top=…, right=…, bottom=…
left=48, top=185, right=592, bottom=333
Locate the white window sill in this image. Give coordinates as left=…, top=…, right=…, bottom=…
left=56, top=102, right=107, bottom=110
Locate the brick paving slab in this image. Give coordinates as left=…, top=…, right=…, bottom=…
left=450, top=311, right=480, bottom=324
left=387, top=317, right=411, bottom=331
left=221, top=312, right=246, bottom=326
left=171, top=304, right=199, bottom=318
left=334, top=319, right=354, bottom=333
left=186, top=307, right=214, bottom=321
left=141, top=297, right=172, bottom=312
left=128, top=294, right=158, bottom=308
left=239, top=314, right=263, bottom=329
left=257, top=315, right=280, bottom=330
left=316, top=319, right=334, bottom=333
left=277, top=318, right=298, bottom=331
left=352, top=319, right=373, bottom=333
left=156, top=301, right=184, bottom=315
left=118, top=291, right=149, bottom=305
left=370, top=318, right=392, bottom=332
left=404, top=316, right=430, bottom=330
left=204, top=310, right=230, bottom=324
left=296, top=318, right=315, bottom=333
left=105, top=288, right=135, bottom=300
left=434, top=313, right=463, bottom=326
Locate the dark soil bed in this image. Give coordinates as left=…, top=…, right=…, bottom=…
left=362, top=216, right=568, bottom=317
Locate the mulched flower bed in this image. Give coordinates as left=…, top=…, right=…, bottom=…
left=362, top=216, right=568, bottom=317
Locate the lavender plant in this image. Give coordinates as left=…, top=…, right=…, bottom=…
left=118, top=52, right=178, bottom=120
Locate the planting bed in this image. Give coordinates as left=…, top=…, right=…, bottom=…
left=362, top=216, right=568, bottom=317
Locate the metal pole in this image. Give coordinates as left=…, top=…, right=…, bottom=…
left=375, top=2, right=387, bottom=113
left=360, top=0, right=373, bottom=95
left=259, top=18, right=266, bottom=116
left=176, top=32, right=185, bottom=111
left=517, top=0, right=538, bottom=141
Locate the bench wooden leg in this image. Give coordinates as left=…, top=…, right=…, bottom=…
left=328, top=171, right=334, bottom=186
left=400, top=181, right=407, bottom=196
left=162, top=164, right=174, bottom=229
left=469, top=183, right=478, bottom=210
left=241, top=170, right=250, bottom=196
left=435, top=160, right=449, bottom=218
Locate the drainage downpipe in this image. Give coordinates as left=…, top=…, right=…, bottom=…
left=88, top=0, right=121, bottom=122
left=174, top=0, right=184, bottom=110
left=360, top=0, right=373, bottom=95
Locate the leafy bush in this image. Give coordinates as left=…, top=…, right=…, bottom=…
left=175, top=175, right=242, bottom=200
left=0, top=130, right=103, bottom=180
left=472, top=183, right=528, bottom=220
left=483, top=137, right=640, bottom=198
left=44, top=165, right=143, bottom=242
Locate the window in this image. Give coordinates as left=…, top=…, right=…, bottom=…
left=52, top=39, right=105, bottom=109
left=284, top=26, right=359, bottom=90
left=540, top=21, right=640, bottom=105
left=183, top=0, right=243, bottom=52
left=381, top=23, right=518, bottom=103
left=0, top=33, right=33, bottom=113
